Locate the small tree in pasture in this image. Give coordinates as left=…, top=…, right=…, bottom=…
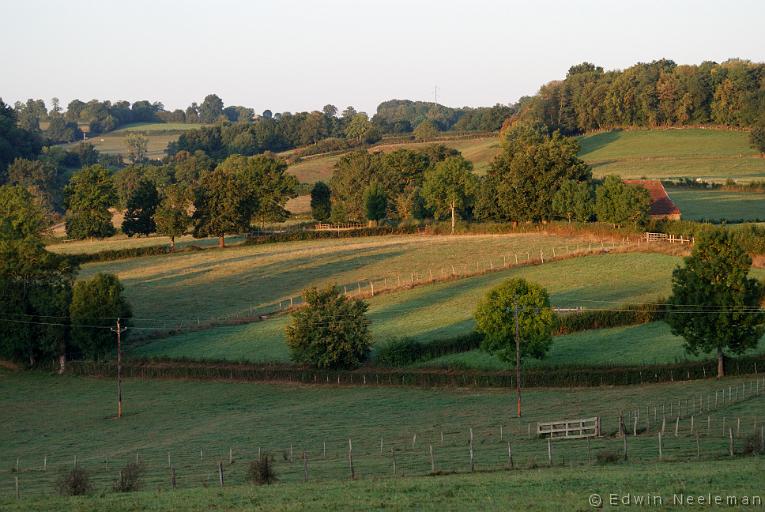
left=121, top=179, right=159, bottom=237
left=285, top=285, right=372, bottom=369
left=364, top=182, right=387, bottom=226
left=665, top=230, right=765, bottom=378
left=552, top=179, right=594, bottom=222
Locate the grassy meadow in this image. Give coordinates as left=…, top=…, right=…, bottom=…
left=130, top=251, right=698, bottom=363
left=1, top=369, right=763, bottom=507
left=80, top=232, right=595, bottom=327
left=578, top=128, right=765, bottom=181
left=666, top=188, right=765, bottom=221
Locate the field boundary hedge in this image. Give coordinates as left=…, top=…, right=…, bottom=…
left=60, top=354, right=765, bottom=388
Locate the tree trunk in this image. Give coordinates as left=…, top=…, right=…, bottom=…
left=717, top=348, right=725, bottom=379
left=170, top=236, right=176, bottom=253
left=218, top=235, right=225, bottom=248
left=450, top=203, right=456, bottom=235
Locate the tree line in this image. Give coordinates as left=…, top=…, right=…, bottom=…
left=321, top=122, right=652, bottom=231
left=518, top=59, right=765, bottom=134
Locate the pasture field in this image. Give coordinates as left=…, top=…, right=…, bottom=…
left=73, top=132, right=178, bottom=160
left=286, top=136, right=499, bottom=183
left=81, top=232, right=598, bottom=328
left=578, top=128, right=765, bottom=181
left=1, top=370, right=763, bottom=508
left=4, top=459, right=763, bottom=511
left=130, top=251, right=700, bottom=363
left=666, top=188, right=765, bottom=221
left=112, top=122, right=204, bottom=132
left=416, top=322, right=765, bottom=370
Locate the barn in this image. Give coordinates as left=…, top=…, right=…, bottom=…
left=623, top=179, right=681, bottom=221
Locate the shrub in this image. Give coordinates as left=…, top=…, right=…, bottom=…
left=247, top=454, right=277, bottom=485
left=554, top=301, right=666, bottom=335
left=596, top=450, right=620, bottom=464
left=739, top=432, right=765, bottom=455
left=375, top=338, right=424, bottom=366
left=113, top=462, right=144, bottom=492
left=285, top=285, right=372, bottom=369
left=55, top=467, right=93, bottom=496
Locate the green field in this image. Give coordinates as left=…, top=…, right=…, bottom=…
left=112, top=122, right=204, bottom=133
left=4, top=458, right=763, bottom=511
left=417, top=322, right=765, bottom=370
left=47, top=234, right=247, bottom=255
left=131, top=251, right=695, bottom=362
left=667, top=188, right=765, bottom=221
left=80, top=233, right=594, bottom=328
left=578, top=129, right=765, bottom=181
left=1, top=370, right=762, bottom=508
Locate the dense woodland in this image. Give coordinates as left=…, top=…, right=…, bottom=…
left=518, top=59, right=765, bottom=134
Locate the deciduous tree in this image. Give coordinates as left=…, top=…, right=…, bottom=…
left=421, top=156, right=478, bottom=234
left=666, top=230, right=765, bottom=378
left=64, top=165, right=117, bottom=239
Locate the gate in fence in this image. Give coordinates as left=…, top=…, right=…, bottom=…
left=537, top=416, right=600, bottom=439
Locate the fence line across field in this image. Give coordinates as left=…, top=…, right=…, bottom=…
left=3, top=376, right=763, bottom=499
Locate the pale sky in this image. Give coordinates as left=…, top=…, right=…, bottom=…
left=1, top=0, right=763, bottom=114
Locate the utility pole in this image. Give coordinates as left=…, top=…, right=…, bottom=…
left=111, top=318, right=127, bottom=418
left=513, top=303, right=522, bottom=417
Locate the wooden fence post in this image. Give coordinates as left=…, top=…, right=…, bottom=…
left=729, top=429, right=734, bottom=456
left=429, top=444, right=435, bottom=474
left=658, top=432, right=663, bottom=460
left=547, top=437, right=552, bottom=466
left=15, top=476, right=19, bottom=499
left=391, top=448, right=396, bottom=476
left=348, top=439, right=355, bottom=479
left=170, top=467, right=176, bottom=490
left=623, top=434, right=628, bottom=461
left=218, top=461, right=224, bottom=487
left=508, top=442, right=514, bottom=469
left=469, top=428, right=474, bottom=472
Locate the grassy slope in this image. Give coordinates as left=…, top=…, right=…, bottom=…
left=578, top=129, right=765, bottom=181
left=666, top=188, right=765, bottom=221
left=4, top=458, right=763, bottom=511
left=418, top=322, right=765, bottom=370
left=132, top=252, right=687, bottom=362
left=81, top=233, right=591, bottom=326
left=1, top=370, right=762, bottom=506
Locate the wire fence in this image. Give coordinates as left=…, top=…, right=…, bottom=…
left=3, top=377, right=763, bottom=499
left=129, top=238, right=635, bottom=340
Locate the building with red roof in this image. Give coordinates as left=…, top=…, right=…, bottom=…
left=623, top=180, right=681, bottom=221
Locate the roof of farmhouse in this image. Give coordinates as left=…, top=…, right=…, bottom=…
left=623, top=179, right=681, bottom=217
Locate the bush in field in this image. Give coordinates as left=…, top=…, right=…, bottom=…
left=113, top=462, right=144, bottom=492
left=247, top=454, right=277, bottom=485
left=285, top=285, right=371, bottom=369
left=55, top=467, right=93, bottom=496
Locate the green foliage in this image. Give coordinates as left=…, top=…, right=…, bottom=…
left=310, top=181, right=331, bottom=222
left=344, top=113, right=380, bottom=144
left=751, top=121, right=765, bottom=155
left=0, top=99, right=42, bottom=179
left=7, top=157, right=60, bottom=215
left=121, top=179, right=159, bottom=237
left=474, top=278, right=555, bottom=364
left=64, top=165, right=117, bottom=239
left=421, top=156, right=478, bottom=231
left=285, top=285, right=371, bottom=369
left=153, top=185, right=191, bottom=250
left=126, top=132, right=149, bottom=164
left=198, top=94, right=224, bottom=124
left=552, top=179, right=594, bottom=222
left=519, top=59, right=764, bottom=133
left=666, top=229, right=765, bottom=376
left=594, top=176, right=651, bottom=226
left=364, top=182, right=387, bottom=224
left=413, top=119, right=439, bottom=140
left=478, top=123, right=591, bottom=222
left=192, top=167, right=254, bottom=244
left=69, top=273, right=132, bottom=360
left=0, top=185, right=76, bottom=366
left=218, top=154, right=298, bottom=227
